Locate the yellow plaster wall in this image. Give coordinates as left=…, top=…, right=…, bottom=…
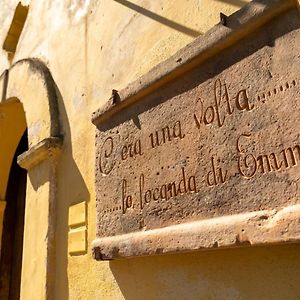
left=1, top=0, right=300, bottom=299
left=0, top=99, right=26, bottom=256
left=20, top=171, right=50, bottom=300
left=0, top=0, right=19, bottom=70
left=0, top=99, right=26, bottom=202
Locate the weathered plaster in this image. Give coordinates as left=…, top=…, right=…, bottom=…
left=2, top=0, right=300, bottom=299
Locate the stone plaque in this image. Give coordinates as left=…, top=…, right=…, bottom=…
left=92, top=0, right=300, bottom=260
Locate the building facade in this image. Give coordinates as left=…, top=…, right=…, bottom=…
left=0, top=0, right=300, bottom=299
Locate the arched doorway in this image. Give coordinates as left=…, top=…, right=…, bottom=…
left=0, top=58, right=62, bottom=299
left=0, top=130, right=28, bottom=299
left=0, top=98, right=27, bottom=299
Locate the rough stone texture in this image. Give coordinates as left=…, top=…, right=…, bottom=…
left=92, top=1, right=300, bottom=260
left=17, top=137, right=63, bottom=170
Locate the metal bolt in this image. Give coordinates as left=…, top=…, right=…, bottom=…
left=220, top=12, right=227, bottom=26
left=111, top=89, right=120, bottom=104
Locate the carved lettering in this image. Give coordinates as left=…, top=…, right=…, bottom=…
left=207, top=156, right=228, bottom=186
left=149, top=120, right=185, bottom=149
left=94, top=36, right=300, bottom=250
left=121, top=139, right=143, bottom=161
left=238, top=154, right=257, bottom=178
left=139, top=167, right=197, bottom=210
left=237, top=134, right=300, bottom=178
left=235, top=89, right=253, bottom=111
left=214, top=79, right=234, bottom=127
left=203, top=106, right=215, bottom=125
left=99, top=137, right=115, bottom=175
left=194, top=79, right=254, bottom=133
left=256, top=153, right=283, bottom=174
left=281, top=146, right=300, bottom=168
left=122, top=179, right=133, bottom=214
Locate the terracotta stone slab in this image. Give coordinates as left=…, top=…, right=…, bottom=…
left=92, top=0, right=300, bottom=260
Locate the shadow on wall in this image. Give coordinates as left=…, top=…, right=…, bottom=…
left=54, top=84, right=90, bottom=300
left=113, top=0, right=201, bottom=37
left=216, top=0, right=249, bottom=8
left=56, top=82, right=90, bottom=299
left=24, top=79, right=90, bottom=299
left=110, top=244, right=300, bottom=300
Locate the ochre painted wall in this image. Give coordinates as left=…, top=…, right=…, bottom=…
left=0, top=100, right=26, bottom=254
left=1, top=1, right=300, bottom=299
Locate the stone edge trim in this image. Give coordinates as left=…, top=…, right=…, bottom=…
left=92, top=204, right=300, bottom=260
left=0, top=70, right=9, bottom=102
left=91, top=0, right=297, bottom=126
left=17, top=137, right=63, bottom=170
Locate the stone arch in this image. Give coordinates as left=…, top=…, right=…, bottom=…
left=0, top=58, right=62, bottom=300
left=4, top=58, right=61, bottom=146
